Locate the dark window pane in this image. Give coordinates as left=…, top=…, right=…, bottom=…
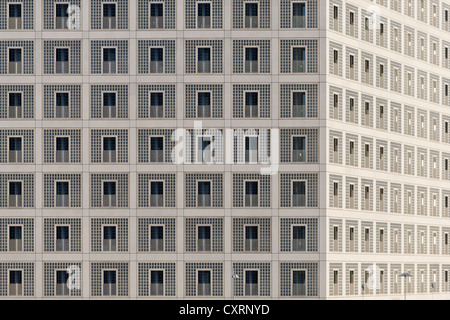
left=56, top=182, right=69, bottom=195
left=56, top=48, right=69, bottom=62
left=150, top=181, right=164, bottom=195
left=103, top=182, right=116, bottom=195
left=150, top=3, right=164, bottom=17
left=103, top=4, right=116, bottom=17
left=56, top=226, right=69, bottom=240
left=103, top=226, right=116, bottom=240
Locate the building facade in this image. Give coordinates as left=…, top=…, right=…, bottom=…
left=0, top=0, right=450, bottom=299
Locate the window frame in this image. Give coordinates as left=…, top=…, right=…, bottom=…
left=243, top=133, right=259, bottom=164
left=291, top=135, right=307, bottom=163
left=243, top=268, right=259, bottom=296
left=101, top=46, right=118, bottom=75
left=54, top=179, right=71, bottom=208
left=101, top=135, right=119, bottom=163
left=291, top=1, right=307, bottom=29
left=243, top=90, right=260, bottom=119
left=196, top=1, right=212, bottom=29
left=196, top=224, right=213, bottom=251
left=54, top=135, right=71, bottom=163
left=8, top=3, right=23, bottom=30
left=101, top=268, right=118, bottom=297
left=148, top=268, right=165, bottom=296
left=148, top=135, right=165, bottom=163
left=149, top=224, right=165, bottom=252
left=149, top=46, right=165, bottom=74
left=291, top=224, right=307, bottom=252
left=101, top=179, right=118, bottom=208
left=148, top=179, right=165, bottom=208
left=292, top=45, right=307, bottom=74
left=7, top=135, right=24, bottom=164
left=149, top=2, right=165, bottom=29
left=291, top=90, right=307, bottom=119
left=243, top=1, right=259, bottom=29
left=244, top=179, right=259, bottom=208
left=196, top=45, right=213, bottom=74
left=101, top=2, right=118, bottom=30
left=7, top=179, right=23, bottom=208
left=54, top=2, right=70, bottom=30
left=7, top=224, right=24, bottom=252
left=54, top=90, right=71, bottom=119
left=8, top=268, right=24, bottom=297
left=196, top=268, right=212, bottom=296
left=196, top=179, right=213, bottom=208
left=196, top=90, right=213, bottom=119
left=54, top=268, right=71, bottom=296
left=291, top=268, right=307, bottom=296
left=54, top=46, right=71, bottom=74
left=7, top=90, right=23, bottom=119
left=101, top=90, right=118, bottom=119
left=243, top=45, right=260, bottom=74
left=54, top=224, right=71, bottom=252
left=101, top=224, right=118, bottom=252
left=243, top=224, right=260, bottom=252
left=148, top=90, right=165, bottom=119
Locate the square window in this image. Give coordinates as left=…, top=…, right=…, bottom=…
left=55, top=3, right=69, bottom=29
left=103, top=3, right=117, bottom=29
left=56, top=92, right=70, bottom=118
left=8, top=4, right=22, bottom=30
left=197, top=47, right=211, bottom=73
left=197, top=3, right=211, bottom=28
left=9, top=48, right=22, bottom=74
left=245, top=3, right=258, bottom=28
left=150, top=3, right=164, bottom=29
